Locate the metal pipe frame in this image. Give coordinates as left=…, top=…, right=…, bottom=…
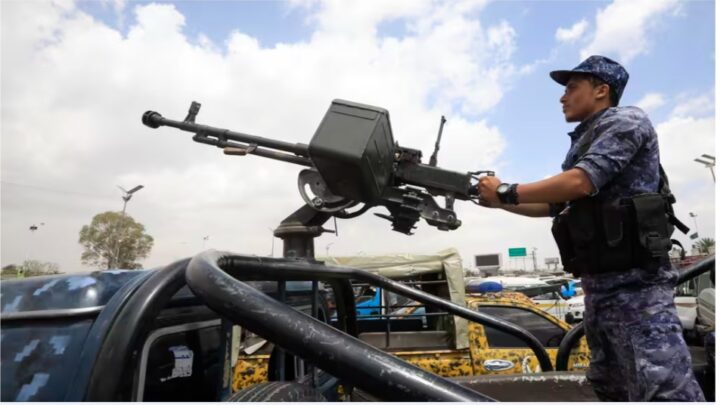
left=185, top=250, right=494, bottom=402
left=210, top=253, right=553, bottom=372
left=677, top=255, right=715, bottom=285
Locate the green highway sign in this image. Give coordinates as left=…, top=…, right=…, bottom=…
left=508, top=247, right=527, bottom=257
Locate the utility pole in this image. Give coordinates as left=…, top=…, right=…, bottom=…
left=325, top=242, right=334, bottom=257
left=531, top=247, right=538, bottom=272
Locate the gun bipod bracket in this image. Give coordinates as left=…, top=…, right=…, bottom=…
left=297, top=168, right=356, bottom=213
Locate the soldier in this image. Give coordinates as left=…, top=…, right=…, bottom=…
left=477, top=55, right=705, bottom=401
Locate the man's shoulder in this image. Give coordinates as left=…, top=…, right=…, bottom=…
left=601, top=106, right=650, bottom=122
left=597, top=106, right=654, bottom=132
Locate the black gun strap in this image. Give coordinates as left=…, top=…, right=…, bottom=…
left=669, top=213, right=690, bottom=234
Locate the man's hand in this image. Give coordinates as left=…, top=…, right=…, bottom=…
left=478, top=176, right=502, bottom=204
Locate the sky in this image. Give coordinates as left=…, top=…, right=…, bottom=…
left=1, top=0, right=716, bottom=274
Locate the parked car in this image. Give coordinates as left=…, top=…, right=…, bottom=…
left=468, top=275, right=585, bottom=323
left=233, top=249, right=591, bottom=391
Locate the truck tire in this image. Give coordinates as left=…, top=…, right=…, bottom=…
left=227, top=382, right=326, bottom=402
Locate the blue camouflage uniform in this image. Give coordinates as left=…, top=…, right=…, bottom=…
left=549, top=56, right=705, bottom=401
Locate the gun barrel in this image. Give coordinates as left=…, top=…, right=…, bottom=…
left=396, top=162, right=473, bottom=199
left=142, top=110, right=310, bottom=157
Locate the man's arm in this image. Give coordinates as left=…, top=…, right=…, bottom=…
left=501, top=203, right=551, bottom=217
left=516, top=168, right=594, bottom=203
left=478, top=168, right=594, bottom=206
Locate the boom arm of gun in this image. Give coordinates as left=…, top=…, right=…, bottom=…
left=142, top=102, right=313, bottom=167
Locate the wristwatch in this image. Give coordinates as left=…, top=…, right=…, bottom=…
left=496, top=183, right=519, bottom=205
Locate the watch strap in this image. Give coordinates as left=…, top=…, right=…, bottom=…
left=497, top=183, right=519, bottom=205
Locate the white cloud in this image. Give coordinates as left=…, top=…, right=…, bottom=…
left=670, top=93, right=715, bottom=119
left=580, top=0, right=681, bottom=63
left=555, top=19, right=588, bottom=43
left=1, top=0, right=517, bottom=273
left=635, top=92, right=665, bottom=112
left=655, top=97, right=715, bottom=247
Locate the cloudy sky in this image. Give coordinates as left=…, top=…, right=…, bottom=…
left=1, top=0, right=715, bottom=274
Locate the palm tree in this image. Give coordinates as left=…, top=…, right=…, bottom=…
left=693, top=237, right=715, bottom=254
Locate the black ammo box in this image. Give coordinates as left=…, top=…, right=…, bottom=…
left=308, top=100, right=396, bottom=202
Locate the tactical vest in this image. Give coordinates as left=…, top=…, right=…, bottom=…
left=551, top=115, right=688, bottom=277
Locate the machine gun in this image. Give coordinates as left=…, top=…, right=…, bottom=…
left=142, top=99, right=493, bottom=234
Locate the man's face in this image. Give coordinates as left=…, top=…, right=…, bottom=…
left=559, top=75, right=608, bottom=122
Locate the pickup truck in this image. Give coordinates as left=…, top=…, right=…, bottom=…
left=2, top=251, right=714, bottom=401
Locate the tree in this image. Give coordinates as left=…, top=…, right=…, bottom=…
left=21, top=260, right=61, bottom=276
left=79, top=211, right=153, bottom=269
left=2, top=261, right=61, bottom=279
left=693, top=237, right=715, bottom=255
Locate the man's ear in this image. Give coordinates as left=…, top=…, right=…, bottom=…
left=594, top=84, right=610, bottom=102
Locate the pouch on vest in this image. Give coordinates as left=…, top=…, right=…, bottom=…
left=630, top=193, right=672, bottom=259
left=560, top=198, right=598, bottom=275
left=600, top=199, right=634, bottom=271
left=566, top=198, right=595, bottom=250
left=551, top=214, right=576, bottom=274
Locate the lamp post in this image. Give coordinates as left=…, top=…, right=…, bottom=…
left=689, top=212, right=700, bottom=239
left=531, top=247, right=538, bottom=272
left=118, top=185, right=144, bottom=214
left=202, top=235, right=209, bottom=250
left=694, top=154, right=715, bottom=182
left=25, top=223, right=45, bottom=275
left=114, top=185, right=144, bottom=269
left=325, top=242, right=334, bottom=257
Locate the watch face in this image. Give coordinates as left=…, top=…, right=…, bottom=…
left=497, top=184, right=509, bottom=194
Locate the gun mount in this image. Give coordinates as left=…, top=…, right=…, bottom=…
left=143, top=99, right=493, bottom=235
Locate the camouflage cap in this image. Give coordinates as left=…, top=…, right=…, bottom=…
left=550, top=55, right=629, bottom=102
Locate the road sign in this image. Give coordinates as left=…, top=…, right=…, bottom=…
left=475, top=254, right=501, bottom=267
left=690, top=232, right=699, bottom=240
left=508, top=247, right=526, bottom=257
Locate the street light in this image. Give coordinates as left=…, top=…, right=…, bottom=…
left=114, top=185, right=144, bottom=269
left=26, top=222, right=45, bottom=264
left=118, top=184, right=144, bottom=214
left=689, top=212, right=700, bottom=239
left=268, top=228, right=275, bottom=257
left=693, top=154, right=715, bottom=182
left=325, top=242, right=334, bottom=257
left=202, top=235, right=209, bottom=250
left=531, top=247, right=538, bottom=272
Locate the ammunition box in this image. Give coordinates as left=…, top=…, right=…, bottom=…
left=309, top=99, right=395, bottom=202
